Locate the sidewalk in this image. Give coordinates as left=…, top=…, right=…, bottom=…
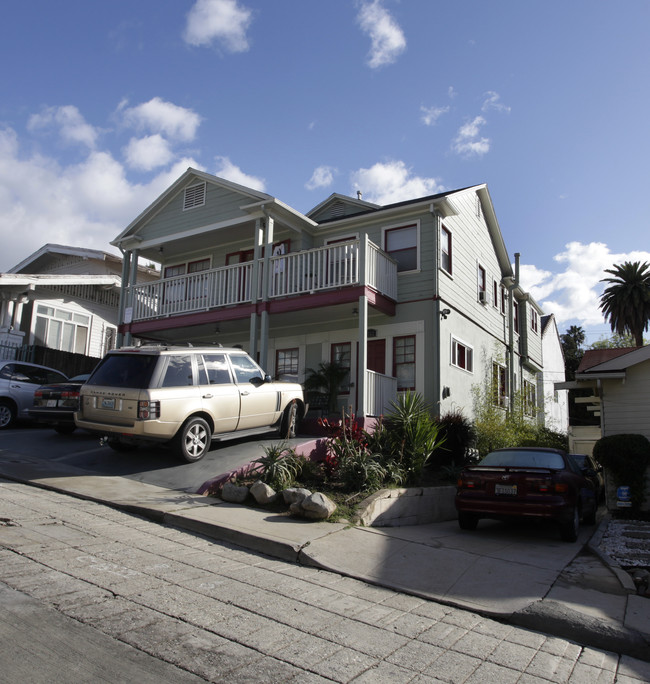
left=0, top=450, right=648, bottom=662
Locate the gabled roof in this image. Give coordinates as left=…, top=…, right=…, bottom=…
left=578, top=346, right=648, bottom=375
left=9, top=244, right=121, bottom=274
left=112, top=167, right=276, bottom=248
left=306, top=193, right=380, bottom=221
left=577, top=347, right=640, bottom=373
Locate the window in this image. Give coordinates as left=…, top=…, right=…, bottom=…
left=531, top=309, right=539, bottom=333
left=230, top=354, right=264, bottom=384
left=440, top=225, right=452, bottom=275
left=331, top=342, right=352, bottom=394
left=183, top=182, right=206, bottom=210
left=203, top=354, right=232, bottom=385
left=493, top=280, right=499, bottom=308
left=34, top=305, right=89, bottom=355
left=161, top=355, right=194, bottom=387
left=500, top=286, right=507, bottom=315
left=451, top=338, right=473, bottom=372
left=477, top=265, right=487, bottom=302
left=513, top=301, right=519, bottom=333
left=524, top=379, right=536, bottom=416
left=393, top=336, right=415, bottom=391
left=276, top=348, right=299, bottom=382
left=384, top=224, right=418, bottom=272
left=492, top=362, right=507, bottom=408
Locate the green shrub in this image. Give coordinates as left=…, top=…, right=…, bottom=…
left=593, top=433, right=650, bottom=511
left=251, top=442, right=305, bottom=491
left=434, top=410, right=477, bottom=467
left=377, top=391, right=444, bottom=485
left=337, top=448, right=386, bottom=492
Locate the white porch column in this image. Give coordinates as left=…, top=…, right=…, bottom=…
left=259, top=216, right=274, bottom=371
left=124, top=249, right=139, bottom=347
left=249, top=218, right=264, bottom=358
left=358, top=294, right=368, bottom=418
left=0, top=300, right=12, bottom=329
left=116, top=250, right=131, bottom=348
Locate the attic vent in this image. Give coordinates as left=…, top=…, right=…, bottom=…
left=183, top=182, right=206, bottom=211
left=328, top=201, right=346, bottom=219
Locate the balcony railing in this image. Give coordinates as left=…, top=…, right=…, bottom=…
left=128, top=239, right=397, bottom=322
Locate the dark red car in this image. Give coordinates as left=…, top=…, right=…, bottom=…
left=455, top=447, right=597, bottom=542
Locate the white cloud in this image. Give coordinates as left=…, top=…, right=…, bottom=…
left=519, top=241, right=650, bottom=327
left=120, top=97, right=202, bottom=142
left=452, top=116, right=490, bottom=157
left=350, top=160, right=443, bottom=205
left=482, top=91, right=511, bottom=114
left=356, top=0, right=406, bottom=68
left=27, top=105, right=99, bottom=148
left=306, top=165, right=336, bottom=191
left=214, top=156, right=265, bottom=191
left=0, top=118, right=204, bottom=271
left=183, top=0, right=252, bottom=53
left=420, top=105, right=449, bottom=126
left=124, top=135, right=173, bottom=171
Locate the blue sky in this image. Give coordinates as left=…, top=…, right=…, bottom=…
left=2, top=0, right=650, bottom=345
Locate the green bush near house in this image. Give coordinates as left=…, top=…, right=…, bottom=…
left=593, top=433, right=650, bottom=512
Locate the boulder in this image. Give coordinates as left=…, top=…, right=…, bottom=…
left=282, top=487, right=312, bottom=505
left=250, top=481, right=277, bottom=504
left=221, top=482, right=249, bottom=503
left=298, top=492, right=337, bottom=520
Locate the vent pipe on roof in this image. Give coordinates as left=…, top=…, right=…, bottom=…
left=357, top=190, right=362, bottom=200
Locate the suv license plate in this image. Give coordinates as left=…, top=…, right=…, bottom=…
left=101, top=398, right=116, bottom=410
left=495, top=484, right=517, bottom=496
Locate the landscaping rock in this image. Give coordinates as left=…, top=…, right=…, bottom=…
left=250, top=481, right=277, bottom=504
left=221, top=482, right=249, bottom=503
left=298, top=492, right=337, bottom=520
left=282, top=487, right=312, bottom=505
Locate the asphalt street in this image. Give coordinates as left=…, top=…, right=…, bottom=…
left=3, top=480, right=649, bottom=684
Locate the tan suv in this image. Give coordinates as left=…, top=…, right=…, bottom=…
left=75, top=346, right=305, bottom=462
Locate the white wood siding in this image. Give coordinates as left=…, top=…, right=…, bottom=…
left=602, top=361, right=650, bottom=440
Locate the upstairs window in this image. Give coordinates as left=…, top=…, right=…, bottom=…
left=493, top=280, right=499, bottom=308
left=384, top=224, right=418, bottom=272
left=500, top=286, right=507, bottom=315
left=440, top=225, right=452, bottom=275
left=514, top=301, right=519, bottom=333
left=477, top=265, right=487, bottom=303
left=531, top=309, right=539, bottom=333
left=183, top=182, right=206, bottom=210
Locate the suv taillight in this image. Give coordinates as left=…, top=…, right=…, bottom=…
left=138, top=400, right=160, bottom=420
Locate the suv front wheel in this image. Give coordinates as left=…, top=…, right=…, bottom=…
left=175, top=416, right=211, bottom=463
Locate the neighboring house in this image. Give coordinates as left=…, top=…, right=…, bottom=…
left=113, top=168, right=559, bottom=424
left=540, top=314, right=568, bottom=433
left=558, top=346, right=650, bottom=509
left=0, top=244, right=158, bottom=360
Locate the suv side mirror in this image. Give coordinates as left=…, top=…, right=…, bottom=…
left=264, top=374, right=272, bottom=383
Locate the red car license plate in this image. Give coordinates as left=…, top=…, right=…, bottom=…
left=495, top=484, right=517, bottom=496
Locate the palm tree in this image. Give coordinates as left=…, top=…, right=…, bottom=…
left=599, top=261, right=650, bottom=347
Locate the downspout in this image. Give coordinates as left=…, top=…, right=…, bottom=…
left=507, top=253, right=520, bottom=413
left=430, top=204, right=442, bottom=418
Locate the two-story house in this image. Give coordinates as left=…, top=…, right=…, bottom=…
left=113, top=168, right=554, bottom=423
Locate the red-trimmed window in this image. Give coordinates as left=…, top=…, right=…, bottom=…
left=393, top=335, right=416, bottom=391
left=514, top=301, right=519, bottom=333
left=477, top=265, right=487, bottom=302
left=531, top=309, right=539, bottom=333
left=451, top=338, right=473, bottom=373
left=492, top=362, right=507, bottom=408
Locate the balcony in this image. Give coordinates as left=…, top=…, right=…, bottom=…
left=127, top=239, right=397, bottom=323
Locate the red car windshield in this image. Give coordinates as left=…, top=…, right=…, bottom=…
left=480, top=450, right=565, bottom=470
